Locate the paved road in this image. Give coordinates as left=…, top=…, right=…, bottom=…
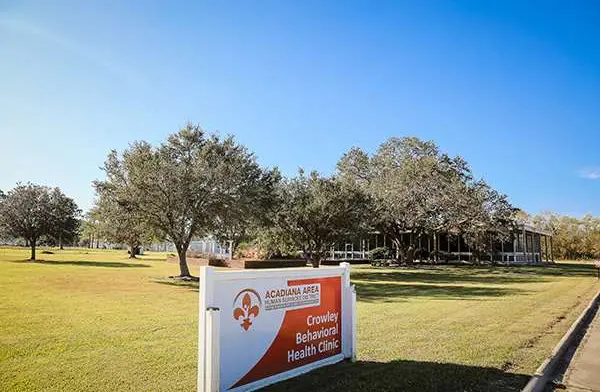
left=563, top=307, right=600, bottom=391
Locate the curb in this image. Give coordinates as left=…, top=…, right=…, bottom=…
left=522, top=291, right=600, bottom=392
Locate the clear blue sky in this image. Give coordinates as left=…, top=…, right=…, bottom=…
left=1, top=1, right=599, bottom=215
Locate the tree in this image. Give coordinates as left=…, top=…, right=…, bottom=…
left=533, top=212, right=600, bottom=260
left=0, top=189, right=8, bottom=241
left=272, top=171, right=371, bottom=267
left=458, top=180, right=515, bottom=263
left=210, top=169, right=281, bottom=256
left=80, top=211, right=103, bottom=249
left=92, top=184, right=154, bottom=258
left=0, top=183, right=79, bottom=260
left=95, top=124, right=278, bottom=278
left=337, top=137, right=471, bottom=263
left=252, top=226, right=298, bottom=259
left=48, top=188, right=81, bottom=249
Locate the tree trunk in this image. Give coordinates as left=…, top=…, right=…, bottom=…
left=30, top=239, right=36, bottom=261
left=392, top=238, right=403, bottom=261
left=176, top=244, right=191, bottom=277
left=59, top=234, right=64, bottom=250
left=406, top=245, right=415, bottom=265
left=129, top=244, right=137, bottom=259
left=229, top=240, right=235, bottom=260
left=310, top=253, right=321, bottom=268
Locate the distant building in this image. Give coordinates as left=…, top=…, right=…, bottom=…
left=148, top=237, right=230, bottom=259
left=328, top=223, right=553, bottom=264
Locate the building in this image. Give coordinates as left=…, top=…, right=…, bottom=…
left=148, top=238, right=231, bottom=259
left=328, top=223, right=553, bottom=264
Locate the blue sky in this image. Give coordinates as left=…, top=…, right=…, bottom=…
left=1, top=1, right=599, bottom=215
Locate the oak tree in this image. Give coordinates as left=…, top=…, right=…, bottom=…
left=0, top=183, right=79, bottom=260
left=95, top=124, right=278, bottom=278
left=273, top=171, right=371, bottom=267
left=337, top=137, right=471, bottom=263
left=48, top=188, right=81, bottom=249
left=458, top=180, right=515, bottom=263
left=90, top=190, right=154, bottom=258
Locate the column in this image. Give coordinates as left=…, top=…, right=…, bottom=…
left=512, top=233, right=517, bottom=265
left=523, top=226, right=527, bottom=262
left=427, top=235, right=431, bottom=260
left=361, top=239, right=365, bottom=259
left=536, top=233, right=544, bottom=263
left=436, top=232, right=440, bottom=262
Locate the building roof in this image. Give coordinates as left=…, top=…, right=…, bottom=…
left=518, top=224, right=552, bottom=237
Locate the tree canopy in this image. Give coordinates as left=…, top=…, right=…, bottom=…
left=94, top=124, right=278, bottom=277
left=532, top=212, right=600, bottom=260
left=48, top=188, right=81, bottom=249
left=458, top=180, right=515, bottom=261
left=89, top=191, right=154, bottom=257
left=264, top=170, right=371, bottom=267
left=0, top=183, right=80, bottom=260
left=337, top=137, right=514, bottom=263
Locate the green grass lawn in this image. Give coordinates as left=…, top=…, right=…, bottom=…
left=1, top=247, right=599, bottom=391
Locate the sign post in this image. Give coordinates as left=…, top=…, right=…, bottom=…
left=198, top=263, right=356, bottom=392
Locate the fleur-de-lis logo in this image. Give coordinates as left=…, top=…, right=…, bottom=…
left=232, top=289, right=261, bottom=331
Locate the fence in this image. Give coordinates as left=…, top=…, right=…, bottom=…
left=148, top=239, right=231, bottom=259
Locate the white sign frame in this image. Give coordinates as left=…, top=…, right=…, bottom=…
left=198, top=263, right=357, bottom=392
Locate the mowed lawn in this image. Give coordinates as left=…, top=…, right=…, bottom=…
left=1, top=248, right=599, bottom=392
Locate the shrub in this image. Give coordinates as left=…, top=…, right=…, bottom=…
left=253, top=229, right=298, bottom=260
left=234, top=242, right=260, bottom=259
left=368, top=247, right=392, bottom=260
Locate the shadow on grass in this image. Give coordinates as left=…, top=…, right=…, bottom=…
left=521, top=262, right=599, bottom=277
left=354, top=281, right=526, bottom=302
left=352, top=262, right=599, bottom=286
left=152, top=278, right=199, bottom=291
left=10, top=260, right=151, bottom=268
left=351, top=269, right=543, bottom=286
left=138, top=256, right=167, bottom=262
left=262, top=359, right=530, bottom=392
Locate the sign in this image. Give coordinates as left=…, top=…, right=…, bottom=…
left=198, top=264, right=356, bottom=392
